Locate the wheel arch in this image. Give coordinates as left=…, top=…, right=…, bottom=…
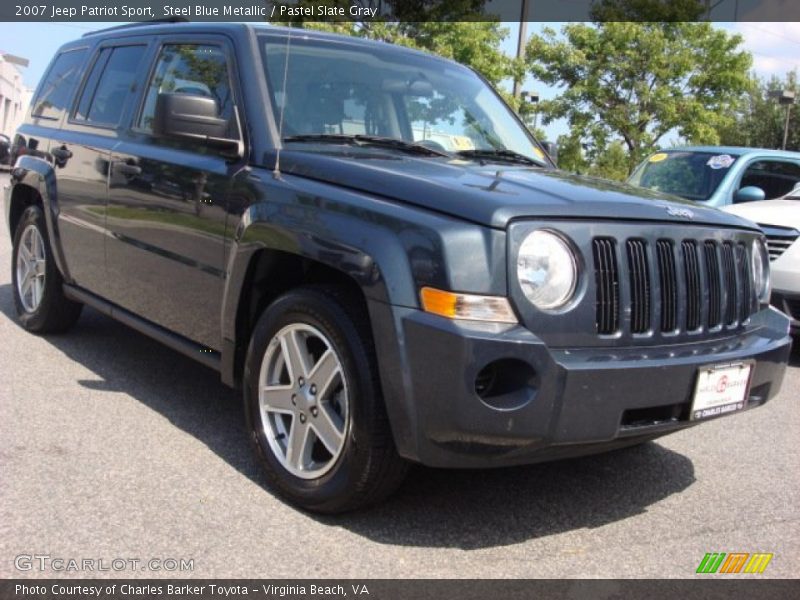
left=8, top=182, right=42, bottom=239
left=222, top=246, right=385, bottom=389
left=219, top=211, right=422, bottom=460
left=232, top=248, right=369, bottom=374
left=8, top=156, right=71, bottom=282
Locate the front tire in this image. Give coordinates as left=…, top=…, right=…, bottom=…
left=244, top=286, right=407, bottom=513
left=11, top=205, right=82, bottom=333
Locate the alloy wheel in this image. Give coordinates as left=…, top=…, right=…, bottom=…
left=258, top=323, right=349, bottom=479
left=16, top=224, right=46, bottom=313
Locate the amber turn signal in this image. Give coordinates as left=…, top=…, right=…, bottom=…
left=420, top=287, right=518, bottom=324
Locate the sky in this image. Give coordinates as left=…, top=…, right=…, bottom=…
left=2, top=20, right=800, bottom=143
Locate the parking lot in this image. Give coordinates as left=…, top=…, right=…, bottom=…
left=0, top=172, right=798, bottom=578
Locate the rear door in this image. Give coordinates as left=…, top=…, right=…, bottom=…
left=104, top=36, right=243, bottom=350
left=51, top=40, right=151, bottom=297
left=23, top=46, right=90, bottom=282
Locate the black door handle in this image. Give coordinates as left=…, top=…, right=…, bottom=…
left=113, top=162, right=142, bottom=176
left=51, top=147, right=72, bottom=160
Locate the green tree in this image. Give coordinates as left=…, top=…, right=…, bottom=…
left=718, top=72, right=800, bottom=150
left=590, top=0, right=706, bottom=21
left=588, top=140, right=630, bottom=181
left=271, top=2, right=518, bottom=103
left=526, top=22, right=752, bottom=174
left=555, top=133, right=589, bottom=174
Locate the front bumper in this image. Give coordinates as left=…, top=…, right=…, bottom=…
left=395, top=306, right=791, bottom=468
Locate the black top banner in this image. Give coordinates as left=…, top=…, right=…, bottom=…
left=2, top=0, right=800, bottom=23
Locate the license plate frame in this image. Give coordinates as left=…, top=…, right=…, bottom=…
left=690, top=361, right=754, bottom=421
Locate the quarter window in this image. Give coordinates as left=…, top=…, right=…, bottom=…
left=74, top=45, right=147, bottom=126
left=32, top=49, right=88, bottom=120
left=139, top=44, right=236, bottom=137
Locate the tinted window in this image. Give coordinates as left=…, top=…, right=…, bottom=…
left=32, top=49, right=88, bottom=120
left=739, top=160, right=800, bottom=200
left=75, top=48, right=111, bottom=121
left=75, top=45, right=147, bottom=126
left=139, top=44, right=236, bottom=136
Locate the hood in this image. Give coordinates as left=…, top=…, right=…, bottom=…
left=277, top=149, right=757, bottom=230
left=723, top=199, right=800, bottom=231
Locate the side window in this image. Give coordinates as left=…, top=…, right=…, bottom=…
left=740, top=160, right=800, bottom=200
left=32, top=49, right=88, bottom=120
left=139, top=44, right=237, bottom=137
left=74, top=45, right=147, bottom=127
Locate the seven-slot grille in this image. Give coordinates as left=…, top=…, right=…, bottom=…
left=761, top=225, right=798, bottom=261
left=593, top=236, right=756, bottom=336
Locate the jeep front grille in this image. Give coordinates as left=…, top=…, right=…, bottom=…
left=704, top=241, right=722, bottom=329
left=656, top=239, right=677, bottom=332
left=626, top=239, right=650, bottom=334
left=721, top=242, right=737, bottom=326
left=681, top=240, right=702, bottom=331
left=592, top=236, right=756, bottom=336
left=592, top=238, right=619, bottom=335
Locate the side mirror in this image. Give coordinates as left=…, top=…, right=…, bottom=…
left=153, top=93, right=241, bottom=157
left=541, top=140, right=558, bottom=166
left=734, top=186, right=766, bottom=204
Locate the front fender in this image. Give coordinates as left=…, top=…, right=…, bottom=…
left=9, top=155, right=71, bottom=282
left=219, top=170, right=507, bottom=461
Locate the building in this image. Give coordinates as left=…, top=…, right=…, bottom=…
left=0, top=53, right=32, bottom=138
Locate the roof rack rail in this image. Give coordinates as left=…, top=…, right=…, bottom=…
left=82, top=17, right=190, bottom=38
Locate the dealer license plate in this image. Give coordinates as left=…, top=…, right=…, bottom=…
left=690, top=362, right=753, bottom=420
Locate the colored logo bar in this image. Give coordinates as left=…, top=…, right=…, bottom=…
left=696, top=552, right=773, bottom=574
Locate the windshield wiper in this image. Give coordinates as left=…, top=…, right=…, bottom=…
left=283, top=134, right=451, bottom=157
left=456, top=148, right=545, bottom=167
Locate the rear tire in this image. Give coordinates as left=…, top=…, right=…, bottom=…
left=11, top=205, right=82, bottom=333
left=244, top=285, right=408, bottom=513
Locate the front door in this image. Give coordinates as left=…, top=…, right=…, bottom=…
left=104, top=39, right=242, bottom=350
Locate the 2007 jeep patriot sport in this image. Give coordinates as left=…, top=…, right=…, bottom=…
left=5, top=22, right=792, bottom=513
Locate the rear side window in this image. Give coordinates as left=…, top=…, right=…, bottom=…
left=138, top=44, right=237, bottom=137
left=32, top=48, right=88, bottom=120
left=74, top=45, right=148, bottom=127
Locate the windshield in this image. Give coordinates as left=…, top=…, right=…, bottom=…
left=260, top=34, right=547, bottom=164
left=628, top=151, right=739, bottom=201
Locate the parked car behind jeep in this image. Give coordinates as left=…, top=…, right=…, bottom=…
left=4, top=23, right=792, bottom=513
left=723, top=196, right=800, bottom=336
left=0, top=134, right=12, bottom=165
left=628, top=146, right=800, bottom=207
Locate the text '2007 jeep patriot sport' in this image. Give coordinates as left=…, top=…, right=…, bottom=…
left=4, top=22, right=792, bottom=513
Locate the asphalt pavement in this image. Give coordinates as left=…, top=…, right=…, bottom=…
left=0, top=172, right=798, bottom=578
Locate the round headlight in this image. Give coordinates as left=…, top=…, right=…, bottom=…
left=752, top=238, right=770, bottom=303
left=517, top=230, right=578, bottom=310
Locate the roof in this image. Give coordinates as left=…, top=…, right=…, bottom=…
left=662, top=145, right=800, bottom=158
left=79, top=21, right=448, bottom=63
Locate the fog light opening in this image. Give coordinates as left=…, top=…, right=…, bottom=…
left=474, top=359, right=537, bottom=411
